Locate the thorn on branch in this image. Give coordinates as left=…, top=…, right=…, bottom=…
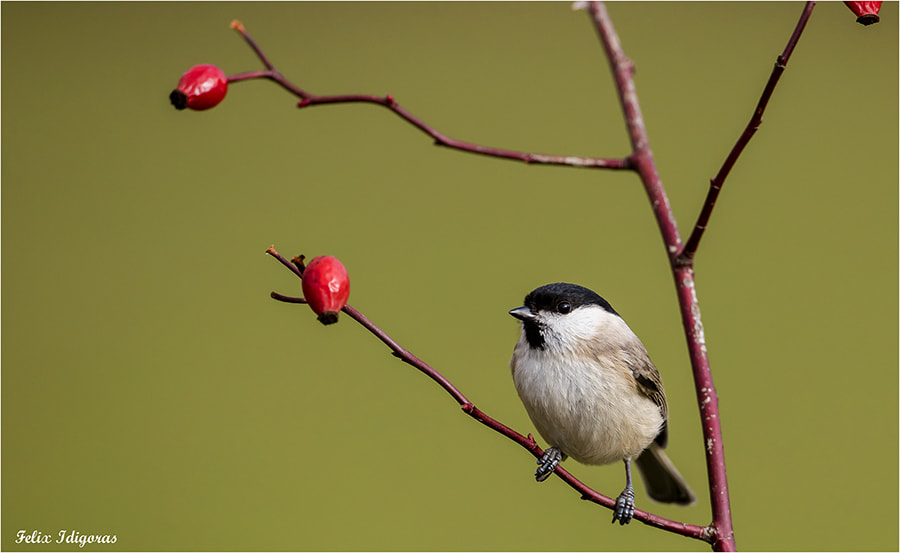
left=385, top=94, right=395, bottom=107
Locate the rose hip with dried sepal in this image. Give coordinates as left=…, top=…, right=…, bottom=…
left=301, top=255, right=350, bottom=325
left=844, top=1, right=882, bottom=25
left=169, top=64, right=228, bottom=111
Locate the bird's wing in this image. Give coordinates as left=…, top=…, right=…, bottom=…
left=630, top=349, right=669, bottom=448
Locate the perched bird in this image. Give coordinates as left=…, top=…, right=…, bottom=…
left=509, top=282, right=695, bottom=524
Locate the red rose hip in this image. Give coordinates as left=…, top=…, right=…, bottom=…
left=844, top=1, right=882, bottom=25
left=170, top=64, right=228, bottom=111
left=301, top=256, right=350, bottom=325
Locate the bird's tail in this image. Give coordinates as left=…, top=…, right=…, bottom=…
left=634, top=443, right=696, bottom=505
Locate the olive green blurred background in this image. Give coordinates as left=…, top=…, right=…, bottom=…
left=2, top=2, right=897, bottom=551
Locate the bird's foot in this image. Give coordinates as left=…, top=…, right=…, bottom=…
left=612, top=485, right=635, bottom=525
left=535, top=447, right=563, bottom=482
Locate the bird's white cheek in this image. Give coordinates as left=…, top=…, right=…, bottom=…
left=540, top=307, right=637, bottom=355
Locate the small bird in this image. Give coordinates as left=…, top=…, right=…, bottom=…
left=509, top=282, right=695, bottom=524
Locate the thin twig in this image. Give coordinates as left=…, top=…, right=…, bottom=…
left=270, top=291, right=306, bottom=304
left=231, top=20, right=274, bottom=70
left=266, top=245, right=713, bottom=543
left=228, top=69, right=314, bottom=98
left=264, top=246, right=469, bottom=406
left=298, top=94, right=631, bottom=168
left=227, top=22, right=631, bottom=170
left=265, top=245, right=303, bottom=279
left=678, top=1, right=816, bottom=265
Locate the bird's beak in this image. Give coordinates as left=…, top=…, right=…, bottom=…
left=509, top=306, right=535, bottom=322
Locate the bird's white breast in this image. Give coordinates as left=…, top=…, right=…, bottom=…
left=510, top=307, right=663, bottom=465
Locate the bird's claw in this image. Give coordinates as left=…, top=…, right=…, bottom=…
left=612, top=486, right=635, bottom=525
left=535, top=447, right=563, bottom=482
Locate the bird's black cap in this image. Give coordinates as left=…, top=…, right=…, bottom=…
left=522, top=282, right=619, bottom=316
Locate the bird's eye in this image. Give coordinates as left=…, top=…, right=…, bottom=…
left=557, top=302, right=572, bottom=314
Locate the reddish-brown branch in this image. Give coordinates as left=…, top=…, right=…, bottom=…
left=231, top=20, right=274, bottom=70
left=266, top=245, right=713, bottom=543
left=678, top=2, right=816, bottom=265
left=228, top=22, right=630, bottom=170
left=586, top=3, right=683, bottom=263
left=298, top=94, right=631, bottom=168
left=228, top=69, right=314, bottom=99
left=586, top=2, right=746, bottom=550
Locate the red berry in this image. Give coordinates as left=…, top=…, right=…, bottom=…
left=170, top=64, right=228, bottom=111
left=844, top=1, right=882, bottom=25
left=301, top=256, right=350, bottom=325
